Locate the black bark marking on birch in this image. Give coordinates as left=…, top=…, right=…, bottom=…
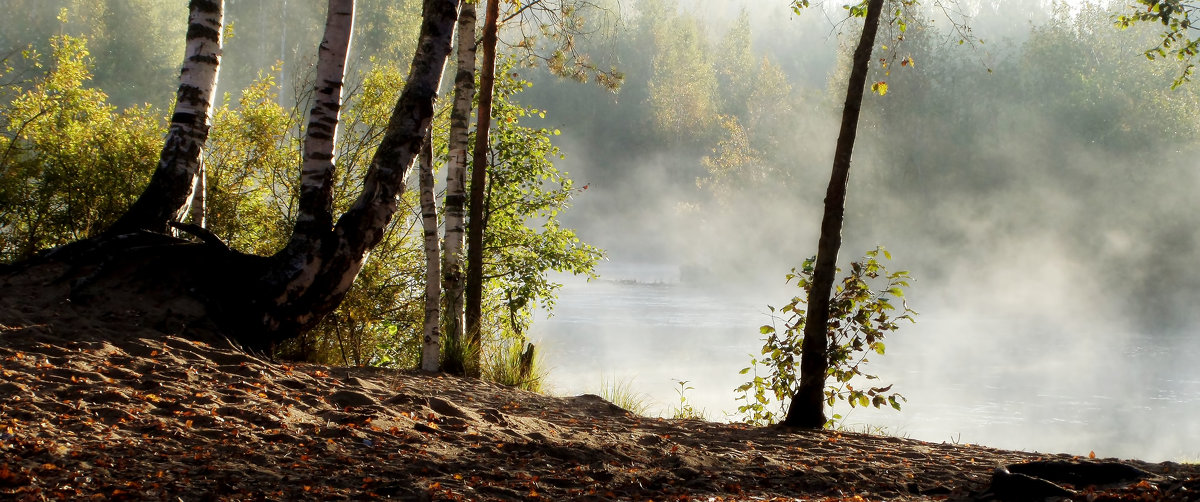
left=185, top=24, right=221, bottom=43
left=192, top=0, right=222, bottom=13
left=176, top=85, right=208, bottom=106
left=170, top=112, right=199, bottom=125
left=188, top=55, right=220, bottom=66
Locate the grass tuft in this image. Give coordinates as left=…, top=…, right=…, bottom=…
left=483, top=339, right=546, bottom=393
left=598, top=375, right=653, bottom=416
left=441, top=333, right=480, bottom=377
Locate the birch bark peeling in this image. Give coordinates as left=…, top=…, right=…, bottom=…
left=109, top=0, right=223, bottom=235
left=784, top=0, right=885, bottom=429
left=442, top=0, right=478, bottom=370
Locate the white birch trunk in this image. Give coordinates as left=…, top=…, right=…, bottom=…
left=441, top=0, right=477, bottom=361
left=271, top=0, right=355, bottom=304
left=261, top=0, right=458, bottom=337
left=187, top=156, right=206, bottom=227
left=295, top=0, right=353, bottom=238
left=109, top=0, right=223, bottom=235
left=418, top=133, right=441, bottom=372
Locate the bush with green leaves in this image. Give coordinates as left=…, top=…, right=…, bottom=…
left=736, top=246, right=915, bottom=427
left=0, top=34, right=598, bottom=384
left=0, top=35, right=163, bottom=261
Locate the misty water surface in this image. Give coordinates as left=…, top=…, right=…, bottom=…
left=533, top=262, right=1200, bottom=463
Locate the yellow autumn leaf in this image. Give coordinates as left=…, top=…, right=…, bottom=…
left=872, top=81, right=889, bottom=96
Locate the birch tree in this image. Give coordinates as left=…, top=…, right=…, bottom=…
left=274, top=0, right=355, bottom=301
left=257, top=0, right=457, bottom=340
left=784, top=0, right=885, bottom=428
left=108, top=0, right=224, bottom=235
left=418, top=132, right=440, bottom=371
left=36, top=0, right=462, bottom=351
left=464, top=0, right=501, bottom=376
left=441, top=0, right=478, bottom=375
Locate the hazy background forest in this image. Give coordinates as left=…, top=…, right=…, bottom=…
left=2, top=0, right=1198, bottom=461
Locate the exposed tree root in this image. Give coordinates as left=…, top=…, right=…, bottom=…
left=4, top=234, right=276, bottom=352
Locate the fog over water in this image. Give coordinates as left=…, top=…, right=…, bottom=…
left=527, top=0, right=1200, bottom=462
left=5, top=0, right=1195, bottom=462
left=533, top=261, right=1200, bottom=462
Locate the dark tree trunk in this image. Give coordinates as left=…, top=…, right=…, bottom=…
left=464, top=0, right=500, bottom=376
left=783, top=0, right=884, bottom=429
left=108, top=0, right=224, bottom=235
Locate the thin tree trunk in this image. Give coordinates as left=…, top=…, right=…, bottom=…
left=291, top=0, right=354, bottom=245
left=187, top=157, right=206, bottom=227
left=783, top=0, right=884, bottom=429
left=441, top=0, right=477, bottom=376
left=108, top=0, right=223, bottom=235
left=259, top=0, right=459, bottom=339
left=419, top=131, right=441, bottom=372
left=464, top=0, right=500, bottom=376
left=273, top=0, right=355, bottom=301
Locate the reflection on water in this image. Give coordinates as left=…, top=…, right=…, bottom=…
left=532, top=263, right=1200, bottom=462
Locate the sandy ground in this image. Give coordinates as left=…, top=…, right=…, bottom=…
left=2, top=261, right=1198, bottom=501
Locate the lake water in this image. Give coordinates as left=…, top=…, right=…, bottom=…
left=531, top=263, right=1200, bottom=462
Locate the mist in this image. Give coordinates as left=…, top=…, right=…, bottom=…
left=524, top=0, right=1200, bottom=462
left=4, top=0, right=1196, bottom=462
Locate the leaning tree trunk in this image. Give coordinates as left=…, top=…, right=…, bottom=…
left=257, top=0, right=459, bottom=341
left=464, top=0, right=500, bottom=377
left=418, top=132, right=441, bottom=371
left=108, top=0, right=224, bottom=235
left=28, top=0, right=458, bottom=355
left=273, top=0, right=356, bottom=300
left=441, top=0, right=477, bottom=375
left=783, top=0, right=884, bottom=429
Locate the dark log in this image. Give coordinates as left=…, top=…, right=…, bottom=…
left=982, top=460, right=1155, bottom=501
left=1006, top=460, right=1151, bottom=487
left=987, top=466, right=1076, bottom=501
